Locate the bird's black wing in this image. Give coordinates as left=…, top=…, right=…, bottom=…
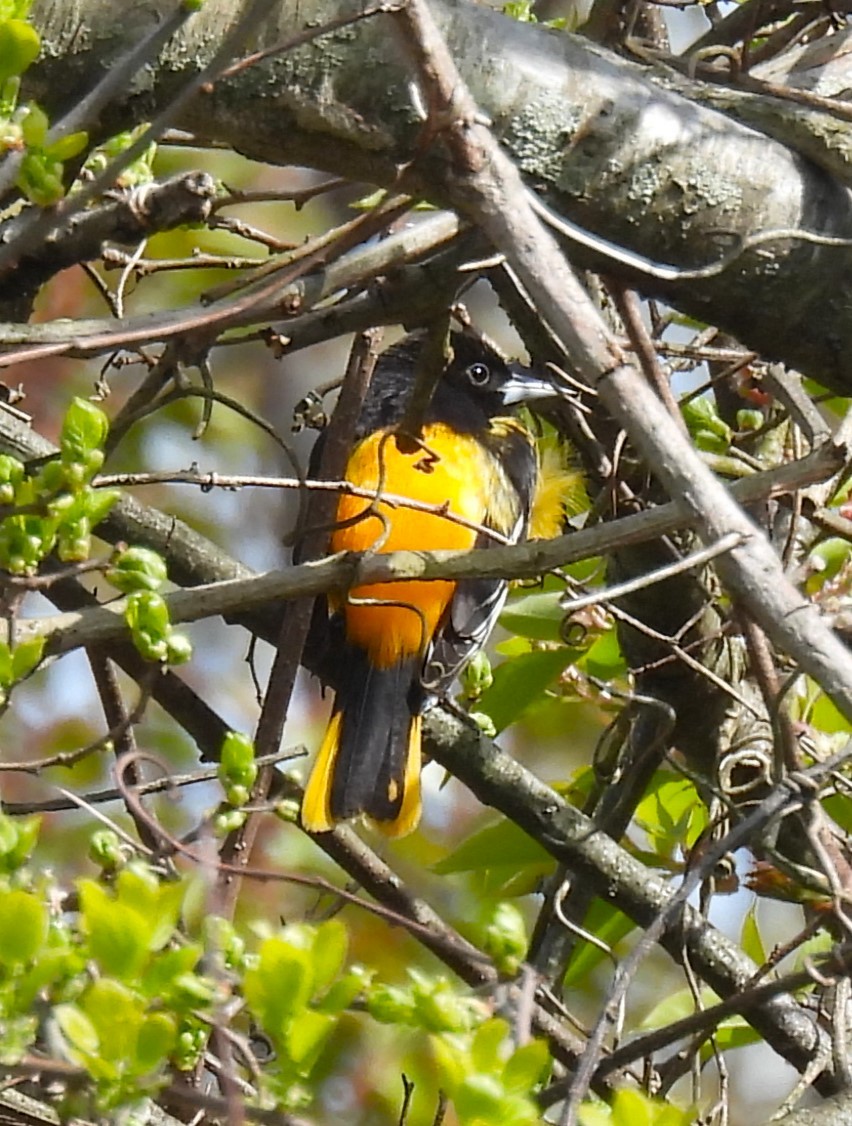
left=421, top=567, right=511, bottom=697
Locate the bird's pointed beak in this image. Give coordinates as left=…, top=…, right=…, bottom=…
left=500, top=365, right=561, bottom=405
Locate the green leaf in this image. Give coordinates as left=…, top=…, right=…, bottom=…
left=114, top=862, right=160, bottom=914
left=807, top=687, right=850, bottom=736
left=500, top=590, right=565, bottom=641
left=453, top=1073, right=506, bottom=1122
left=579, top=1100, right=613, bottom=1126
left=16, top=941, right=81, bottom=1014
left=0, top=888, right=47, bottom=964
left=740, top=903, right=766, bottom=967
left=0, top=812, right=39, bottom=871
left=10, top=636, right=44, bottom=682
left=612, top=1088, right=654, bottom=1126
left=311, top=919, right=348, bottom=995
left=45, top=129, right=88, bottom=162
left=477, top=647, right=575, bottom=732
left=79, top=879, right=149, bottom=979
left=0, top=21, right=39, bottom=82
left=142, top=943, right=202, bottom=1002
left=317, top=965, right=371, bottom=1013
left=430, top=1031, right=468, bottom=1093
left=55, top=1003, right=99, bottom=1056
left=0, top=454, right=24, bottom=502
left=0, top=1010, right=37, bottom=1064
left=171, top=970, right=217, bottom=1006
left=284, top=1008, right=335, bottom=1068
left=634, top=773, right=708, bottom=859
left=136, top=1011, right=177, bottom=1072
left=580, top=628, right=626, bottom=681
left=59, top=398, right=109, bottom=464
left=14, top=815, right=40, bottom=860
left=503, top=0, right=536, bottom=20
left=117, top=865, right=185, bottom=951
left=17, top=151, right=62, bottom=204
left=823, top=790, right=852, bottom=835
left=710, top=1014, right=761, bottom=1053
left=471, top=1017, right=509, bottom=1072
left=77, top=485, right=119, bottom=526
left=503, top=1039, right=550, bottom=1094
left=81, top=978, right=141, bottom=1061
left=244, top=936, right=313, bottom=1035
left=434, top=817, right=550, bottom=875
left=611, top=1088, right=694, bottom=1125
left=640, top=987, right=717, bottom=1031
left=792, top=928, right=834, bottom=972
left=681, top=395, right=732, bottom=452
left=367, top=982, right=416, bottom=1025
left=0, top=815, right=15, bottom=856
left=412, top=975, right=478, bottom=1033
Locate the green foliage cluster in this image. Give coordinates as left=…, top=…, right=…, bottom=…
left=81, top=123, right=158, bottom=190
left=244, top=920, right=370, bottom=1109
left=681, top=395, right=763, bottom=453
left=0, top=0, right=89, bottom=205
left=0, top=2, right=160, bottom=205
left=217, top=730, right=258, bottom=814
left=579, top=1087, right=695, bottom=1126
left=0, top=806, right=561, bottom=1121
left=0, top=398, right=189, bottom=674
left=14, top=101, right=87, bottom=206
left=0, top=809, right=220, bottom=1114
left=431, top=1017, right=549, bottom=1126
left=0, top=398, right=117, bottom=573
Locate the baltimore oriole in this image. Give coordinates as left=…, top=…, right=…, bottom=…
left=301, top=331, right=556, bottom=837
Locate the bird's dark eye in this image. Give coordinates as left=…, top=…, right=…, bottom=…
left=466, top=362, right=490, bottom=387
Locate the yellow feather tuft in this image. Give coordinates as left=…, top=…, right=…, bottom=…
left=530, top=439, right=587, bottom=541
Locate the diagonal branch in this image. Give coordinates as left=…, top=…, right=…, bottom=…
left=24, top=0, right=852, bottom=389
left=392, top=0, right=852, bottom=727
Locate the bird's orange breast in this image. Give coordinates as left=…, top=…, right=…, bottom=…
left=332, top=423, right=493, bottom=667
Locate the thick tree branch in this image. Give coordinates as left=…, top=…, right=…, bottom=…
left=23, top=0, right=852, bottom=390
left=0, top=172, right=217, bottom=309
left=0, top=209, right=463, bottom=367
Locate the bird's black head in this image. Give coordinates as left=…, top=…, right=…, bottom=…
left=437, top=332, right=557, bottom=425
left=356, top=330, right=557, bottom=437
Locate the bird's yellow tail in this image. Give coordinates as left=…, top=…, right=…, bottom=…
left=301, top=651, right=423, bottom=837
